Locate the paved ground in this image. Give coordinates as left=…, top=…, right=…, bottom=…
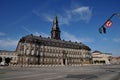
left=0, top=64, right=120, bottom=80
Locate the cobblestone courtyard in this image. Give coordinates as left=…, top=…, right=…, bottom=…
left=0, top=65, right=120, bottom=80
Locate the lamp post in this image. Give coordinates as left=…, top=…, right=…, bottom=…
left=99, top=13, right=120, bottom=34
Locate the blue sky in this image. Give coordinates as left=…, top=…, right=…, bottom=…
left=0, top=0, right=120, bottom=56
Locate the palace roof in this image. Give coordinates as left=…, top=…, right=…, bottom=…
left=19, top=34, right=91, bottom=51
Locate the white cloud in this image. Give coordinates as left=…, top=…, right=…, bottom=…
left=43, top=14, right=53, bottom=22
left=32, top=10, right=41, bottom=17
left=0, top=32, right=6, bottom=36
left=33, top=10, right=53, bottom=22
left=33, top=6, right=92, bottom=25
left=0, top=39, right=18, bottom=48
left=58, top=6, right=92, bottom=24
left=22, top=26, right=50, bottom=37
left=58, top=15, right=71, bottom=25
left=113, top=38, right=120, bottom=43
left=62, top=31, right=94, bottom=42
left=33, top=32, right=50, bottom=37
left=72, top=7, right=92, bottom=22
left=33, top=32, right=40, bottom=36
left=41, top=14, right=70, bottom=25
left=0, top=32, right=18, bottom=50
left=79, top=37, right=94, bottom=43
left=62, top=31, right=79, bottom=42
left=22, top=26, right=32, bottom=33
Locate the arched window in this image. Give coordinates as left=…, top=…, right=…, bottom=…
left=40, top=52, right=43, bottom=56
left=31, top=49, right=34, bottom=55
left=36, top=58, right=38, bottom=62
left=0, top=57, right=2, bottom=63
left=36, top=50, right=39, bottom=56
left=30, top=57, right=33, bottom=62
left=26, top=57, right=28, bottom=62
left=20, top=49, right=23, bottom=55
left=20, top=57, right=22, bottom=63
left=26, top=49, right=29, bottom=55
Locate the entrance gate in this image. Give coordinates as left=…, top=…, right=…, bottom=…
left=62, top=50, right=67, bottom=65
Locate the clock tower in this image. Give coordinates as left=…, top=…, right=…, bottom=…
left=51, top=16, right=61, bottom=40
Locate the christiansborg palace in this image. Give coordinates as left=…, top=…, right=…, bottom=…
left=1, top=16, right=99, bottom=66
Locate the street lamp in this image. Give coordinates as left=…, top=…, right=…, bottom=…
left=99, top=13, right=120, bottom=34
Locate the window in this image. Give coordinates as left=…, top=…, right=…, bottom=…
left=40, top=52, right=43, bottom=56
left=36, top=50, right=39, bottom=56
left=31, top=50, right=34, bottom=55
left=20, top=57, right=22, bottom=62
left=32, top=44, right=35, bottom=48
left=56, top=53, right=58, bottom=57
left=26, top=49, right=29, bottom=55
left=14, top=57, right=16, bottom=61
left=44, top=53, right=46, bottom=56
left=20, top=50, right=23, bottom=55
left=36, top=58, right=38, bottom=62
left=40, top=45, right=44, bottom=48
left=26, top=57, right=28, bottom=62
left=31, top=58, right=33, bottom=62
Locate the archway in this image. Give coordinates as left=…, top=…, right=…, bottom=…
left=5, top=57, right=11, bottom=65
left=62, top=50, right=67, bottom=65
left=0, top=57, right=2, bottom=63
left=63, top=58, right=66, bottom=65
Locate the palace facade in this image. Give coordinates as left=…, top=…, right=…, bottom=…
left=16, top=16, right=92, bottom=66
left=0, top=50, right=17, bottom=65
left=92, top=51, right=112, bottom=64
